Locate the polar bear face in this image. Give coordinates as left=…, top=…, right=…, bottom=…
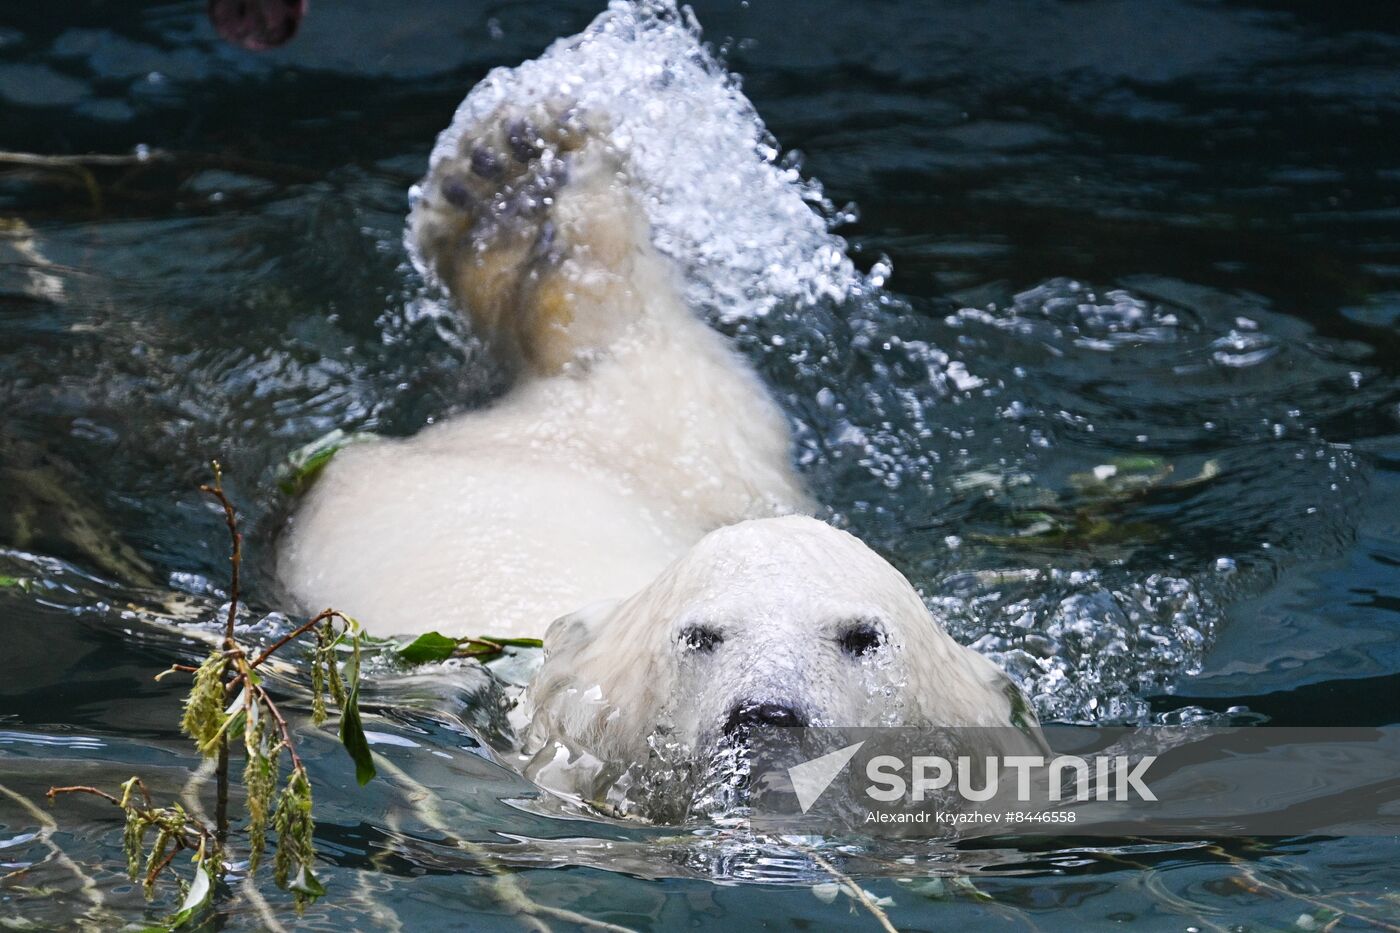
left=521, top=515, right=1036, bottom=817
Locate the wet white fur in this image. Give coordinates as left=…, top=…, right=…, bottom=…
left=277, top=146, right=806, bottom=638
left=277, top=98, right=1035, bottom=798
left=522, top=516, right=1034, bottom=806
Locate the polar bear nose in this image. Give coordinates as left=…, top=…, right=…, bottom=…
left=724, top=701, right=807, bottom=734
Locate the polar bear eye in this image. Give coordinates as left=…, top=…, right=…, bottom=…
left=838, top=621, right=885, bottom=658
left=680, top=625, right=723, bottom=653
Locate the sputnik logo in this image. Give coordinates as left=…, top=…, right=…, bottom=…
left=787, top=741, right=865, bottom=813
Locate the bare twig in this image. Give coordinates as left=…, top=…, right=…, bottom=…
left=199, top=461, right=242, bottom=644
left=0, top=152, right=112, bottom=211
left=805, top=849, right=899, bottom=933
left=145, top=840, right=184, bottom=890
left=199, top=460, right=244, bottom=843
left=0, top=150, right=172, bottom=168
left=46, top=784, right=123, bottom=807
left=155, top=663, right=201, bottom=681
left=0, top=147, right=321, bottom=215
left=250, top=681, right=305, bottom=773
left=1205, top=845, right=1400, bottom=933
left=373, top=757, right=638, bottom=933
left=250, top=608, right=348, bottom=669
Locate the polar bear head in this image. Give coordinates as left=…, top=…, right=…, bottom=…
left=520, top=515, right=1038, bottom=819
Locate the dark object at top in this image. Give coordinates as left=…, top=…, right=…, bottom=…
left=208, top=0, right=308, bottom=51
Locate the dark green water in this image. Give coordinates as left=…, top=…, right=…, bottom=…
left=1, top=0, right=1398, bottom=929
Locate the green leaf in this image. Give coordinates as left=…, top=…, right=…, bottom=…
left=277, top=430, right=377, bottom=497
left=1110, top=455, right=1166, bottom=473
left=338, top=642, right=376, bottom=786
left=0, top=575, right=32, bottom=592
left=396, top=631, right=459, bottom=665
left=166, top=859, right=212, bottom=928
left=1004, top=683, right=1038, bottom=735
left=288, top=863, right=327, bottom=899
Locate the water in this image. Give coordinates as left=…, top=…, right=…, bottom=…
left=2, top=0, right=1399, bottom=929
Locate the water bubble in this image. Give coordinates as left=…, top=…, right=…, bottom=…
left=417, top=0, right=868, bottom=321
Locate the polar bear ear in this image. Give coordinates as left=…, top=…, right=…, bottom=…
left=543, top=597, right=622, bottom=658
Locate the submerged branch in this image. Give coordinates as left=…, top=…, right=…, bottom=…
left=0, top=147, right=321, bottom=216
left=805, top=849, right=899, bottom=933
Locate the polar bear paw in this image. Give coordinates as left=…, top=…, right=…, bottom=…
left=432, top=102, right=601, bottom=235
left=411, top=99, right=659, bottom=373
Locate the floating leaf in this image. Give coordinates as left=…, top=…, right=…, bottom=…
left=396, top=631, right=458, bottom=665
left=1167, top=458, right=1221, bottom=489
left=905, top=877, right=947, bottom=900
left=950, top=876, right=994, bottom=902
left=452, top=635, right=546, bottom=663
left=1111, top=455, right=1167, bottom=472
left=277, top=430, right=377, bottom=497
left=338, top=642, right=376, bottom=786
left=0, top=575, right=32, bottom=592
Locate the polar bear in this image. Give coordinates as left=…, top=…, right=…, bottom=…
left=276, top=96, right=1038, bottom=813
left=278, top=103, right=806, bottom=638
left=522, top=515, right=1039, bottom=817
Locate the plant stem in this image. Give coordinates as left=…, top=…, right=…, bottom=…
left=250, top=609, right=343, bottom=669
left=200, top=461, right=242, bottom=844
left=46, top=785, right=122, bottom=806
left=215, top=740, right=230, bottom=844
left=146, top=840, right=184, bottom=889
left=199, top=462, right=242, bottom=643
left=47, top=785, right=212, bottom=855
left=251, top=681, right=305, bottom=772
left=805, top=849, right=899, bottom=933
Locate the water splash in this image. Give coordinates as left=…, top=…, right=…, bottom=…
left=935, top=569, right=1219, bottom=723
left=406, top=0, right=1368, bottom=732
left=765, top=276, right=1366, bottom=723
left=411, top=0, right=868, bottom=322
